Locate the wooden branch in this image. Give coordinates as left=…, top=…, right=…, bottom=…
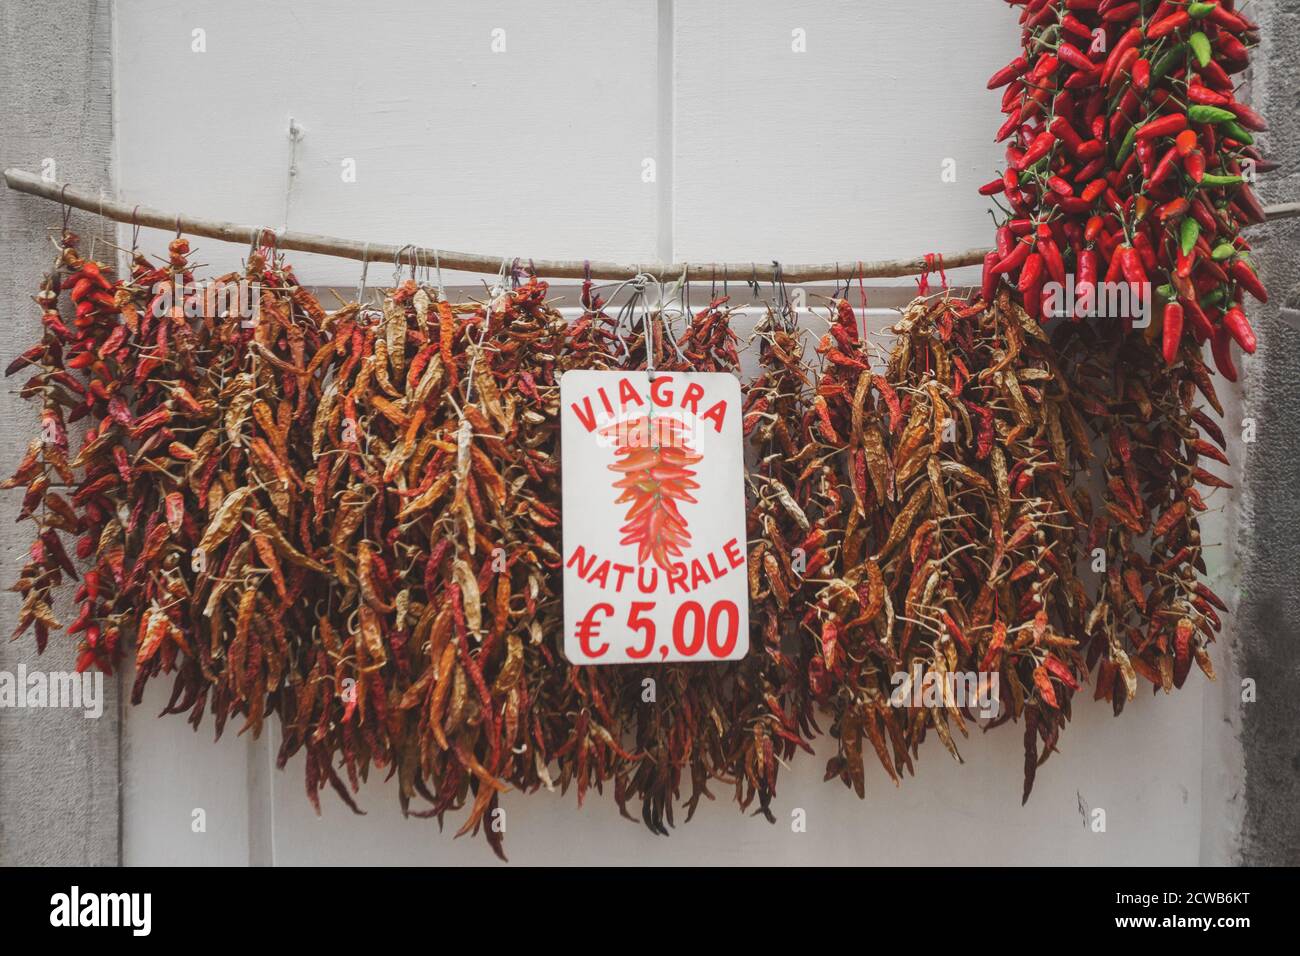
left=6, top=167, right=1298, bottom=284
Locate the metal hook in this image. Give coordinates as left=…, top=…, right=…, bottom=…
left=773, top=260, right=795, bottom=330
left=608, top=272, right=646, bottom=363
left=393, top=244, right=413, bottom=288
left=60, top=184, right=72, bottom=233
left=637, top=274, right=658, bottom=380
left=492, top=256, right=509, bottom=297
left=664, top=268, right=688, bottom=366
left=130, top=205, right=142, bottom=255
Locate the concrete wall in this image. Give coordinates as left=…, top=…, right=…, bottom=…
left=1237, top=0, right=1300, bottom=866
left=0, top=0, right=120, bottom=866
left=0, top=0, right=1294, bottom=865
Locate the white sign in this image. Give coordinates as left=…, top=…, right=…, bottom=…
left=560, top=370, right=749, bottom=665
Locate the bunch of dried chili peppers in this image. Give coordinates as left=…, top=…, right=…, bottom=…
left=792, top=290, right=1094, bottom=800
left=975, top=0, right=1252, bottom=781
left=0, top=239, right=1246, bottom=850
left=4, top=0, right=1267, bottom=856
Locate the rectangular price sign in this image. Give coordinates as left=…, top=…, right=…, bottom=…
left=560, top=370, right=749, bottom=665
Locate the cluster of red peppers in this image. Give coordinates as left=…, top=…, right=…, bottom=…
left=981, top=0, right=1269, bottom=380
left=3, top=0, right=1268, bottom=859
left=973, top=0, right=1259, bottom=754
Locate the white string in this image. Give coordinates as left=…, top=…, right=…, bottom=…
left=356, top=242, right=370, bottom=305
left=463, top=257, right=510, bottom=407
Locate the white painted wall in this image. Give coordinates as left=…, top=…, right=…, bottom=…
left=113, top=0, right=1243, bottom=865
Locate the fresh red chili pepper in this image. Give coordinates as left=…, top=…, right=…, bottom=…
left=1187, top=83, right=1231, bottom=107
left=1101, top=26, right=1143, bottom=83
left=1046, top=175, right=1073, bottom=197
left=1119, top=245, right=1147, bottom=287
left=1222, top=306, right=1257, bottom=353
left=1229, top=100, right=1269, bottom=133
left=988, top=55, right=1029, bottom=89
left=1048, top=115, right=1085, bottom=155
left=1181, top=297, right=1214, bottom=340
left=992, top=239, right=1033, bottom=275
left=1210, top=325, right=1239, bottom=381
left=1076, top=247, right=1098, bottom=320
left=981, top=250, right=1001, bottom=303
left=1146, top=146, right=1179, bottom=190
left=1057, top=42, right=1094, bottom=73
left=1017, top=252, right=1045, bottom=293
left=1230, top=259, right=1268, bottom=303
left=1132, top=57, right=1151, bottom=91
left=1156, top=198, right=1189, bottom=223
left=1136, top=113, right=1188, bottom=141
left=1147, top=10, right=1189, bottom=40
left=1161, top=302, right=1184, bottom=364
left=1016, top=131, right=1057, bottom=170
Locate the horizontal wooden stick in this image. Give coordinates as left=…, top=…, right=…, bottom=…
left=6, top=167, right=1298, bottom=284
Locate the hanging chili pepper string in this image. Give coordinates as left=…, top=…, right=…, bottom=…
left=0, top=0, right=1275, bottom=854
left=0, top=220, right=1247, bottom=848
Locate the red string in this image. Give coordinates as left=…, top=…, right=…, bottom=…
left=915, top=252, right=951, bottom=296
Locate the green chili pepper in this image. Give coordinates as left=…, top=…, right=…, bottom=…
left=1180, top=218, right=1200, bottom=257
left=1152, top=44, right=1187, bottom=82
left=1116, top=125, right=1138, bottom=165
left=1211, top=242, right=1237, bottom=262
left=1189, top=31, right=1212, bottom=68
left=1220, top=120, right=1255, bottom=145
left=1200, top=286, right=1227, bottom=308
left=1018, top=158, right=1048, bottom=186
left=1188, top=2, right=1218, bottom=18
left=1029, top=24, right=1060, bottom=52
left=1200, top=173, right=1243, bottom=186
left=1156, top=283, right=1177, bottom=301
left=1188, top=104, right=1237, bottom=124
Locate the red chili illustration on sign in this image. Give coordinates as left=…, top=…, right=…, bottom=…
left=601, top=415, right=701, bottom=573
left=562, top=370, right=749, bottom=665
